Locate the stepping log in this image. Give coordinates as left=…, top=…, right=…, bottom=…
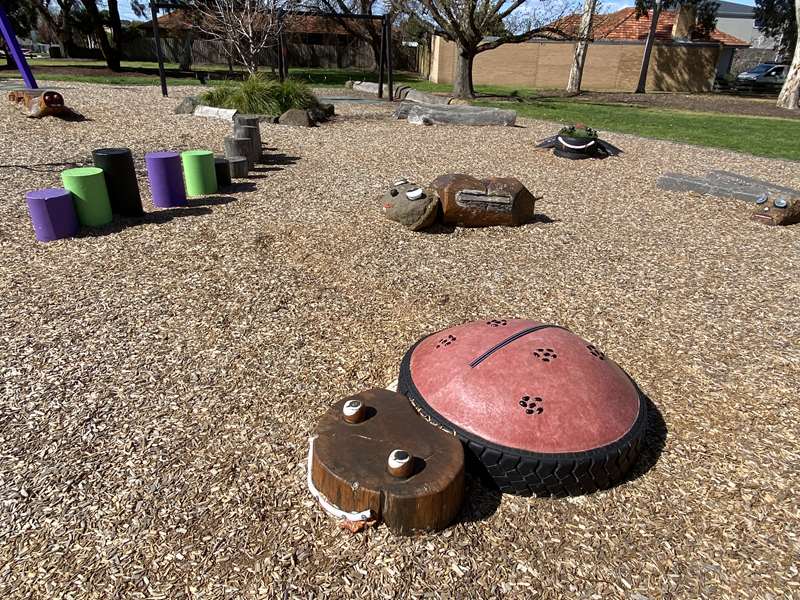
left=26, top=188, right=79, bottom=242
left=233, top=124, right=261, bottom=162
left=61, top=166, right=113, bottom=227
left=228, top=156, right=249, bottom=178
left=92, top=147, right=144, bottom=216
left=401, top=102, right=516, bottom=126
left=145, top=151, right=187, bottom=208
left=310, top=388, right=464, bottom=535
left=224, top=136, right=254, bottom=168
left=181, top=150, right=218, bottom=196
left=214, top=156, right=232, bottom=188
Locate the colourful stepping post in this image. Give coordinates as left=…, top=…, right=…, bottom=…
left=92, top=147, right=144, bottom=216
left=145, top=151, right=187, bottom=208
left=26, top=188, right=79, bottom=242
left=61, top=166, right=113, bottom=227
left=181, top=150, right=218, bottom=197
left=214, top=156, right=232, bottom=188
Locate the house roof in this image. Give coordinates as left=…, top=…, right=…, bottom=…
left=553, top=8, right=749, bottom=47
left=715, top=1, right=755, bottom=18
left=144, top=10, right=372, bottom=36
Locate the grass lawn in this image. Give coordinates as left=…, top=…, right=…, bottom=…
left=474, top=97, right=800, bottom=161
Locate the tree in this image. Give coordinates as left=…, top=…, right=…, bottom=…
left=633, top=0, right=718, bottom=93
left=192, top=0, right=299, bottom=74
left=774, top=0, right=800, bottom=109
left=79, top=0, right=123, bottom=70
left=301, top=0, right=387, bottom=70
left=754, top=0, right=796, bottom=57
left=397, top=0, right=572, bottom=98
left=0, top=0, right=36, bottom=68
left=566, top=0, right=596, bottom=94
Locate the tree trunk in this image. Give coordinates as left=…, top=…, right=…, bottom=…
left=107, top=0, right=123, bottom=68
left=776, top=0, right=800, bottom=109
left=81, top=0, right=121, bottom=71
left=635, top=0, right=662, bottom=94
left=566, top=0, right=597, bottom=95
left=453, top=47, right=475, bottom=99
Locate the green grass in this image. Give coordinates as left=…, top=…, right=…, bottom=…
left=474, top=97, right=800, bottom=161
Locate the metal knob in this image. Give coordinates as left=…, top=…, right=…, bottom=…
left=342, top=399, right=365, bottom=424
left=387, top=449, right=413, bottom=478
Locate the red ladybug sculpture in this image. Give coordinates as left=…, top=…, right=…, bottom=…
left=398, top=319, right=647, bottom=496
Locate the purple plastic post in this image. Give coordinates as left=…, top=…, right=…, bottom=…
left=145, top=151, right=187, bottom=208
left=0, top=5, right=38, bottom=89
left=26, top=188, right=79, bottom=242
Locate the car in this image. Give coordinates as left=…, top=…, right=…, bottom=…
left=736, top=62, right=788, bottom=90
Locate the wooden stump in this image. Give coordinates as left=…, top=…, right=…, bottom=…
left=228, top=156, right=249, bottom=178
left=224, top=136, right=254, bottom=168
left=310, top=388, right=464, bottom=535
left=233, top=124, right=261, bottom=162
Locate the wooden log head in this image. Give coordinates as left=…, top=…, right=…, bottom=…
left=310, top=388, right=465, bottom=535
left=751, top=194, right=800, bottom=226
left=431, top=174, right=535, bottom=227
left=381, top=179, right=439, bottom=231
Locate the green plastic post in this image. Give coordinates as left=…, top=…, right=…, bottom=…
left=61, top=167, right=113, bottom=227
left=181, top=150, right=218, bottom=197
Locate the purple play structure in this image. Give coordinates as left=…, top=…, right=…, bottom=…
left=145, top=151, right=187, bottom=207
left=0, top=5, right=38, bottom=89
left=26, top=188, right=78, bottom=242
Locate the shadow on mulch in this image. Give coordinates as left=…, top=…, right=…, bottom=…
left=419, top=213, right=557, bottom=235
left=75, top=196, right=237, bottom=238
left=458, top=472, right=502, bottom=524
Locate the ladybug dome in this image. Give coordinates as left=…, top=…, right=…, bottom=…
left=398, top=319, right=647, bottom=496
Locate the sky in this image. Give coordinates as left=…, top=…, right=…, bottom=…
left=117, top=0, right=759, bottom=22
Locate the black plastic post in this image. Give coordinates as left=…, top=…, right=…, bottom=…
left=386, top=17, right=394, bottom=102
left=377, top=16, right=385, bottom=98
left=92, top=148, right=144, bottom=216
left=150, top=2, right=169, bottom=97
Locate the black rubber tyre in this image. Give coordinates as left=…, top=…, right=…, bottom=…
left=398, top=338, right=648, bottom=496
left=553, top=146, right=595, bottom=160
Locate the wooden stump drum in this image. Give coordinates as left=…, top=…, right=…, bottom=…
left=309, top=388, right=465, bottom=534
left=398, top=319, right=647, bottom=496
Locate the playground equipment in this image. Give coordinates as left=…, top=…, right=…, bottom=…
left=92, top=148, right=144, bottom=216
left=26, top=188, right=79, bottom=242
left=214, top=157, right=232, bottom=188
left=536, top=124, right=622, bottom=160
left=145, top=151, right=188, bottom=207
left=7, top=89, right=70, bottom=118
left=397, top=319, right=647, bottom=496
left=61, top=167, right=113, bottom=227
left=308, top=388, right=465, bottom=534
left=381, top=174, right=537, bottom=230
left=0, top=5, right=37, bottom=89
left=181, top=150, right=218, bottom=196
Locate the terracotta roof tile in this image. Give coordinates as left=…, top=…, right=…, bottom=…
left=553, top=8, right=749, bottom=46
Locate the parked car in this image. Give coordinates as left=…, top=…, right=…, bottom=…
left=735, top=63, right=788, bottom=90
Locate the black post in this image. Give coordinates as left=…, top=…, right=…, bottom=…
left=377, top=15, right=385, bottom=98
left=150, top=1, right=169, bottom=97
left=281, top=31, right=288, bottom=79
left=277, top=33, right=285, bottom=81
left=386, top=16, right=394, bottom=101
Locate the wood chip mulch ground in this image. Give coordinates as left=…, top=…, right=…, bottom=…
left=0, top=83, right=798, bottom=599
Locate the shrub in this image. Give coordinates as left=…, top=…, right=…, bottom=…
left=201, top=75, right=319, bottom=115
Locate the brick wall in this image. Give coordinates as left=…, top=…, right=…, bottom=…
left=430, top=37, right=721, bottom=92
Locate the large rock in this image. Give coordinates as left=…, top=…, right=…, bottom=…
left=404, top=89, right=453, bottom=105
left=405, top=103, right=517, bottom=127
left=175, top=95, right=199, bottom=114
left=307, top=103, right=335, bottom=124
left=431, top=174, right=535, bottom=227
left=279, top=108, right=313, bottom=127
left=382, top=179, right=439, bottom=231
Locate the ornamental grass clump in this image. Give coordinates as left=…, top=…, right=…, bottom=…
left=201, top=75, right=319, bottom=115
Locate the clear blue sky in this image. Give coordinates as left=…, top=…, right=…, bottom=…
left=117, top=0, right=758, bottom=22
